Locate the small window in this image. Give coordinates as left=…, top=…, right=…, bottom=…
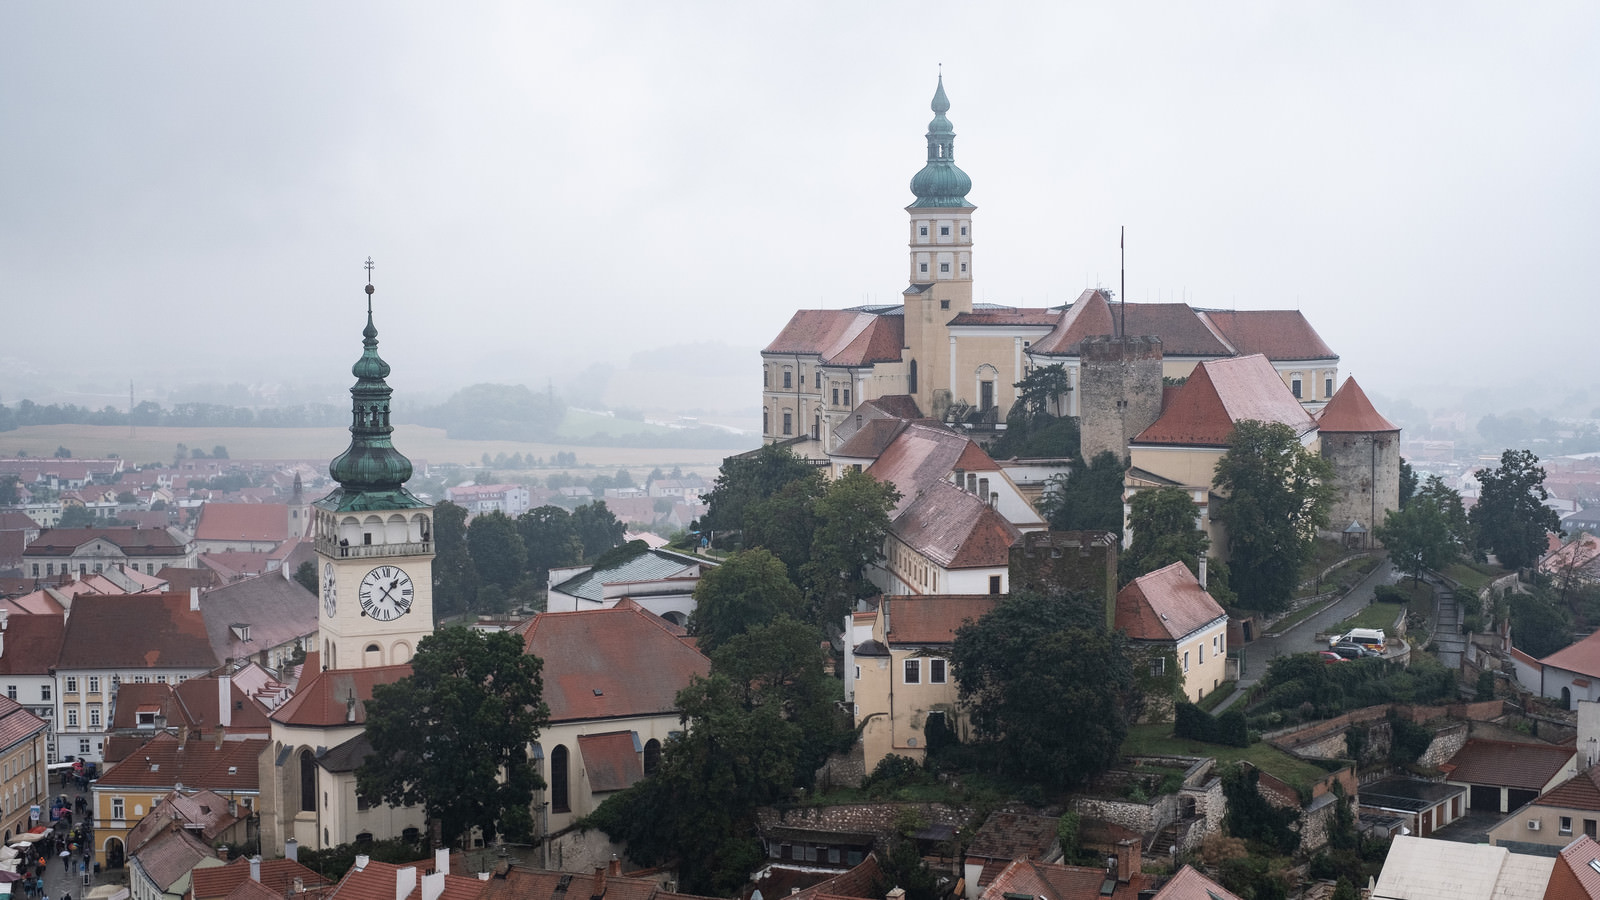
left=40, top=685, right=50, bottom=702
left=843, top=389, right=851, bottom=406
left=1150, top=656, right=1166, bottom=677
left=67, top=709, right=77, bottom=727
left=1325, top=377, right=1334, bottom=398
left=989, top=575, right=1001, bottom=595
left=88, top=676, right=100, bottom=693
left=960, top=262, right=967, bottom=273
left=940, top=262, right=950, bottom=273
left=1184, top=651, right=1191, bottom=672
left=4, top=686, right=13, bottom=701
left=929, top=659, right=947, bottom=684
left=919, top=226, right=927, bottom=236
left=960, top=226, right=967, bottom=236
left=940, top=299, right=950, bottom=309
left=1291, top=377, right=1302, bottom=399
left=64, top=677, right=77, bottom=693
left=940, top=226, right=949, bottom=236
left=832, top=387, right=839, bottom=405
left=919, top=263, right=928, bottom=274
left=90, top=708, right=101, bottom=728
left=79, top=740, right=90, bottom=755
left=783, top=371, right=792, bottom=389
left=112, top=798, right=124, bottom=820
left=904, top=660, right=921, bottom=684
left=1562, top=816, right=1574, bottom=835
left=1199, top=644, right=1205, bottom=664
left=783, top=413, right=793, bottom=436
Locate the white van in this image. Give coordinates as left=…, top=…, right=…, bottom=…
left=1329, top=628, right=1386, bottom=653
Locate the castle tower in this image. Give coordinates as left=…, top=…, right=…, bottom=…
left=902, top=74, right=975, bottom=419
left=1079, top=335, right=1165, bottom=465
left=311, top=279, right=435, bottom=670
left=1315, top=376, right=1401, bottom=547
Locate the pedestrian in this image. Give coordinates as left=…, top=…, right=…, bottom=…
left=61, top=850, right=69, bottom=873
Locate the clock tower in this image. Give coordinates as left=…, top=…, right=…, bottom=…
left=312, top=277, right=435, bottom=670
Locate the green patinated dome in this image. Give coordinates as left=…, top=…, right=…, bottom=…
left=909, top=75, right=974, bottom=209
left=320, top=286, right=427, bottom=512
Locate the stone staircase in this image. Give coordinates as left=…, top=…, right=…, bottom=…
left=1433, top=578, right=1468, bottom=669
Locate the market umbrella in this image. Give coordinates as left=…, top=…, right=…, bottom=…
left=58, top=851, right=68, bottom=858
left=0, top=871, right=22, bottom=882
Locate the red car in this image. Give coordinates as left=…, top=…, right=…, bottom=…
left=1318, top=650, right=1347, bottom=663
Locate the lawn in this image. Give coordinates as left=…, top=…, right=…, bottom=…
left=1122, top=723, right=1332, bottom=793
left=1443, top=562, right=1505, bottom=593
left=1337, top=579, right=1432, bottom=632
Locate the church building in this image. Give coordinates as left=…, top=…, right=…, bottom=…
left=761, top=77, right=1342, bottom=458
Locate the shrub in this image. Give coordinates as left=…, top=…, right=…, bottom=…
left=863, top=754, right=928, bottom=797
left=1216, top=710, right=1249, bottom=747
left=1373, top=584, right=1409, bottom=604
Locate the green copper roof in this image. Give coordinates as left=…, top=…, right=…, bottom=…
left=319, top=284, right=427, bottom=513
left=909, top=75, right=974, bottom=209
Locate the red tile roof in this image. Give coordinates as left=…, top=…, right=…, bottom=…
left=1545, top=835, right=1600, bottom=900
left=1197, top=309, right=1338, bottom=361
left=194, top=504, right=290, bottom=543
left=1537, top=767, right=1600, bottom=812
left=0, top=611, right=65, bottom=676
left=1134, top=354, right=1317, bottom=448
left=947, top=308, right=1057, bottom=327
left=523, top=601, right=709, bottom=723
left=24, top=526, right=188, bottom=556
left=967, top=811, right=1059, bottom=861
left=1153, top=865, right=1244, bottom=900
left=0, top=695, right=45, bottom=751
left=1315, top=377, right=1399, bottom=433
left=170, top=675, right=273, bottom=735
left=979, top=859, right=1150, bottom=900
left=109, top=682, right=174, bottom=728
left=125, top=788, right=242, bottom=854
left=882, top=595, right=999, bottom=645
left=1542, top=630, right=1600, bottom=680
left=788, top=854, right=883, bottom=900
left=191, top=854, right=329, bottom=900
left=1115, top=562, right=1226, bottom=642
left=764, top=311, right=903, bottom=367
left=865, top=395, right=923, bottom=420
left=133, top=827, right=217, bottom=891
left=891, top=482, right=1021, bottom=569
left=832, top=419, right=909, bottom=461
left=57, top=592, right=219, bottom=670
left=1443, top=739, right=1574, bottom=790
left=97, top=732, right=266, bottom=793
left=577, top=730, right=644, bottom=792
left=270, top=664, right=412, bottom=728
left=827, top=315, right=905, bottom=367
left=1030, top=292, right=1232, bottom=358
left=865, top=422, right=998, bottom=519
left=328, top=858, right=489, bottom=900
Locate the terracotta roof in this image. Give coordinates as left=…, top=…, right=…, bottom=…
left=523, top=601, right=709, bottom=723
left=765, top=310, right=903, bottom=367
left=199, top=552, right=274, bottom=580
left=865, top=395, right=923, bottom=420
left=1316, top=377, right=1399, bottom=433
left=1444, top=739, right=1574, bottom=790
left=1535, top=767, right=1600, bottom=812
left=882, top=595, right=999, bottom=645
left=1030, top=290, right=1116, bottom=355
left=132, top=826, right=217, bottom=892
left=125, top=788, right=242, bottom=854
left=1546, top=835, right=1600, bottom=900
left=316, top=732, right=373, bottom=773
left=481, top=866, right=677, bottom=900
left=194, top=504, right=290, bottom=543
left=58, top=592, right=219, bottom=670
left=327, top=858, right=488, bottom=900
left=191, top=852, right=328, bottom=900
left=170, top=675, right=273, bottom=735
left=891, top=481, right=1020, bottom=569
left=0, top=611, right=65, bottom=676
left=1115, top=562, right=1226, bottom=642
left=1542, top=631, right=1600, bottom=680
left=826, top=315, right=905, bottom=367
left=1134, top=354, right=1317, bottom=447
left=199, top=571, right=317, bottom=666
left=1030, top=292, right=1231, bottom=358
left=832, top=419, right=909, bottom=461
left=866, top=422, right=998, bottom=518
left=270, top=664, right=411, bottom=728
left=979, top=859, right=1150, bottom=900
left=98, top=732, right=266, bottom=793
left=109, top=682, right=174, bottom=728
left=577, top=730, right=644, bottom=792
left=1198, top=309, right=1337, bottom=361
left=788, top=854, right=883, bottom=900
left=1153, top=865, right=1244, bottom=900
left=227, top=879, right=291, bottom=900
left=158, top=567, right=219, bottom=592
left=967, top=811, right=1059, bottom=861
left=947, top=307, right=1057, bottom=326
left=0, top=695, right=45, bottom=751
left=24, top=526, right=188, bottom=556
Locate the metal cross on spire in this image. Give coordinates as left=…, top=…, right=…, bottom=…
left=364, top=257, right=376, bottom=314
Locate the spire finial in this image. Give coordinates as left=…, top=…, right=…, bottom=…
left=363, top=257, right=376, bottom=315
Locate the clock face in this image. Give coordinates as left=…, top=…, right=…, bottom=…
left=359, top=565, right=414, bottom=622
left=322, top=563, right=337, bottom=617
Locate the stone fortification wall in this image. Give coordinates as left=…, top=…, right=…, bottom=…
left=1079, top=336, right=1163, bottom=464
left=1320, top=431, right=1400, bottom=541
left=1070, top=793, right=1181, bottom=835
left=1418, top=721, right=1469, bottom=767
left=757, top=802, right=972, bottom=840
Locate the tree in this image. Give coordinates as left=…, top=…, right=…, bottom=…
left=1416, top=475, right=1471, bottom=552
left=211, top=445, right=229, bottom=459
left=991, top=365, right=1080, bottom=459
left=1037, top=450, right=1126, bottom=532
left=292, top=560, right=318, bottom=594
left=431, top=502, right=478, bottom=618
left=1471, top=449, right=1562, bottom=570
left=58, top=505, right=97, bottom=528
left=689, top=549, right=805, bottom=654
left=1212, top=420, right=1337, bottom=613
left=1375, top=499, right=1455, bottom=585
left=466, top=511, right=527, bottom=594
left=700, top=443, right=817, bottom=544
left=1398, top=458, right=1417, bottom=508
left=0, top=476, right=20, bottom=506
left=1121, top=486, right=1210, bottom=583
left=951, top=591, right=1140, bottom=788
left=802, top=470, right=899, bottom=628
left=1511, top=584, right=1574, bottom=658
left=357, top=627, right=548, bottom=847
left=741, top=474, right=824, bottom=583
left=53, top=446, right=71, bottom=459
left=711, top=616, right=851, bottom=781
left=517, top=506, right=584, bottom=579
left=571, top=501, right=625, bottom=560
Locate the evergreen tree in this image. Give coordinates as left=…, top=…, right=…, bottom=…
left=1471, top=449, right=1562, bottom=569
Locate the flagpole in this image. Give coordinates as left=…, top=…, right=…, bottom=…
left=1120, top=226, right=1126, bottom=338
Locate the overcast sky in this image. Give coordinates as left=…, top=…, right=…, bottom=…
left=3, top=2, right=1596, bottom=414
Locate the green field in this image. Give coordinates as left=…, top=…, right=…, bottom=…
left=0, top=423, right=738, bottom=473
left=1122, top=723, right=1333, bottom=792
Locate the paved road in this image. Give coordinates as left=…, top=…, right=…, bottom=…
left=1213, top=558, right=1397, bottom=712
left=33, top=777, right=105, bottom=900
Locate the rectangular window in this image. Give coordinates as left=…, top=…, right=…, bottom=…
left=66, top=709, right=77, bottom=727
left=940, top=226, right=949, bottom=236
left=157, top=675, right=167, bottom=683
left=782, top=413, right=792, bottom=436
left=960, top=226, right=967, bottom=236
left=30, top=565, right=38, bottom=578
left=64, top=677, right=77, bottom=693
left=1150, top=656, right=1166, bottom=676
left=929, top=659, right=947, bottom=684
left=1325, top=377, right=1334, bottom=398
left=961, top=262, right=967, bottom=273
left=940, top=262, right=950, bottom=273
left=843, top=389, right=851, bottom=406
left=40, top=685, right=50, bottom=701
left=919, top=263, right=928, bottom=273
left=989, top=574, right=1001, bottom=594
left=112, top=798, right=124, bottom=820
left=1184, top=651, right=1191, bottom=672
left=904, top=660, right=921, bottom=684
left=90, top=708, right=101, bottom=728
left=4, top=686, right=13, bottom=701
left=1587, top=819, right=1597, bottom=839
left=783, top=371, right=792, bottom=388
left=1561, top=816, right=1573, bottom=834
left=832, top=388, right=839, bottom=405
left=919, top=226, right=928, bottom=236
left=79, top=740, right=89, bottom=755
left=1291, top=379, right=1302, bottom=399
left=87, top=676, right=100, bottom=693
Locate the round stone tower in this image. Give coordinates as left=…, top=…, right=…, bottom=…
left=1315, top=376, right=1401, bottom=546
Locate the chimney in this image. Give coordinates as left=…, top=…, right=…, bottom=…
left=293, top=879, right=304, bottom=895
left=590, top=865, right=607, bottom=900
left=421, top=872, right=445, bottom=900
left=353, top=854, right=369, bottom=872
left=250, top=856, right=262, bottom=883
left=190, top=586, right=200, bottom=611
left=395, top=865, right=417, bottom=900
left=886, top=890, right=905, bottom=900
left=1116, top=839, right=1138, bottom=883
left=1198, top=555, right=1208, bottom=590
left=285, top=838, right=298, bottom=861
left=435, top=848, right=450, bottom=876
left=219, top=674, right=232, bottom=728
left=607, top=859, right=620, bottom=877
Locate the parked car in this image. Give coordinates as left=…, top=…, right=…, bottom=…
left=1318, top=650, right=1347, bottom=663
left=1332, top=642, right=1381, bottom=659
left=1328, top=627, right=1386, bottom=654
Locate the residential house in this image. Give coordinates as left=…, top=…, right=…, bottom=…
left=846, top=594, right=998, bottom=771
left=977, top=856, right=1151, bottom=900
left=1371, top=835, right=1556, bottom=900
left=0, top=696, right=48, bottom=843
left=1114, top=562, right=1228, bottom=702
left=190, top=854, right=329, bottom=900
left=1544, top=834, right=1600, bottom=900
left=1444, top=739, right=1578, bottom=814
left=24, top=527, right=197, bottom=579
left=127, top=826, right=223, bottom=900
left=56, top=592, right=221, bottom=763
left=121, top=788, right=249, bottom=871
left=444, top=484, right=531, bottom=519
left=94, top=731, right=266, bottom=870
left=198, top=573, right=317, bottom=672
left=962, top=812, right=1060, bottom=899
left=320, top=851, right=487, bottom=900
left=0, top=609, right=64, bottom=761
left=545, top=547, right=714, bottom=626
left=1152, top=866, right=1243, bottom=900
left=1359, top=777, right=1468, bottom=840
left=520, top=600, right=710, bottom=834
left=1490, top=767, right=1600, bottom=853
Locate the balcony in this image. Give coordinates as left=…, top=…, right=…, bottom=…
left=314, top=538, right=433, bottom=560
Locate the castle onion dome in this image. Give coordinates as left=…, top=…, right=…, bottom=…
left=908, top=75, right=974, bottom=209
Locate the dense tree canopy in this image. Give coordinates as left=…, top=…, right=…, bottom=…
left=1121, top=486, right=1210, bottom=584
left=688, top=549, right=805, bottom=653
left=517, top=505, right=585, bottom=579
left=801, top=470, right=899, bottom=627
left=357, top=627, right=548, bottom=847
left=431, top=501, right=478, bottom=618
left=700, top=443, right=818, bottom=542
left=570, top=501, right=626, bottom=559
left=1376, top=475, right=1468, bottom=583
left=466, top=511, right=527, bottom=591
left=1398, top=458, right=1417, bottom=508
left=1038, top=450, right=1126, bottom=533
left=990, top=365, right=1080, bottom=459
left=1471, top=449, right=1562, bottom=570
left=951, top=591, right=1141, bottom=788
left=1212, top=421, right=1337, bottom=613
left=415, top=383, right=566, bottom=442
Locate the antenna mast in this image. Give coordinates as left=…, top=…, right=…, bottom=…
left=129, top=380, right=135, bottom=439
left=1119, top=226, right=1126, bottom=338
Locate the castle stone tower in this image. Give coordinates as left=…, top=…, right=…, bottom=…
left=902, top=75, right=975, bottom=419
left=1316, top=376, right=1401, bottom=547
left=1079, top=335, right=1165, bottom=465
